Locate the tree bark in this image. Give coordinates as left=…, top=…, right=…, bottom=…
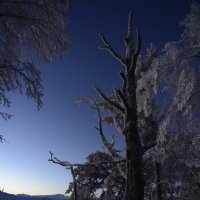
left=70, top=166, right=78, bottom=200
left=154, top=160, right=162, bottom=200
left=125, top=129, right=144, bottom=200
left=98, top=12, right=144, bottom=200
left=124, top=67, right=144, bottom=200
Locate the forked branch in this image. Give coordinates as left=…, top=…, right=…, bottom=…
left=94, top=104, right=121, bottom=159
left=99, top=32, right=127, bottom=68
left=95, top=86, right=125, bottom=114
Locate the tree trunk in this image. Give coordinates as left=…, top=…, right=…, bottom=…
left=125, top=72, right=144, bottom=200
left=154, top=160, right=162, bottom=200
left=125, top=130, right=144, bottom=200
left=70, top=166, right=78, bottom=200
left=98, top=12, right=144, bottom=200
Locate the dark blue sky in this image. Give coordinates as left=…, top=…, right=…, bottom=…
left=0, top=0, right=194, bottom=195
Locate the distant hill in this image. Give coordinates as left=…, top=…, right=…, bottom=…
left=0, top=192, right=69, bottom=200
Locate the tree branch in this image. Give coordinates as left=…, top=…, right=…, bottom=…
left=124, top=12, right=134, bottom=59
left=143, top=141, right=157, bottom=153
left=120, top=71, right=127, bottom=96
left=99, top=32, right=127, bottom=68
left=94, top=105, right=121, bottom=159
left=93, top=104, right=127, bottom=179
left=130, top=28, right=142, bottom=70
left=95, top=86, right=125, bottom=114
left=48, top=151, right=125, bottom=168
left=114, top=88, right=129, bottom=115
left=111, top=134, right=115, bottom=147
left=0, top=64, right=37, bottom=83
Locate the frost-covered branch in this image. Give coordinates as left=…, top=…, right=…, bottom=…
left=1, top=64, right=38, bottom=83
left=49, top=151, right=78, bottom=200
left=114, top=88, right=129, bottom=115
left=143, top=141, right=157, bottom=153
left=0, top=0, right=72, bottom=119
left=120, top=71, right=127, bottom=96
left=0, top=61, right=43, bottom=109
left=49, top=151, right=72, bottom=168
left=94, top=105, right=122, bottom=159
left=95, top=86, right=125, bottom=114
left=99, top=32, right=127, bottom=68
left=48, top=151, right=125, bottom=168
left=92, top=103, right=127, bottom=179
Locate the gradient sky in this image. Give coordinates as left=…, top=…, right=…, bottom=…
left=0, top=0, right=193, bottom=196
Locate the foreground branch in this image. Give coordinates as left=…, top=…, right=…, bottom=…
left=48, top=151, right=125, bottom=168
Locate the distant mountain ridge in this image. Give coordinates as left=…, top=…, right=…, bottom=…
left=0, top=192, right=69, bottom=200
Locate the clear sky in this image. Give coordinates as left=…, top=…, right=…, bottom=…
left=0, top=0, right=193, bottom=196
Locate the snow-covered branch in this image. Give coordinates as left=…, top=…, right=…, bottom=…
left=48, top=151, right=125, bottom=168
left=95, top=86, right=125, bottom=114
